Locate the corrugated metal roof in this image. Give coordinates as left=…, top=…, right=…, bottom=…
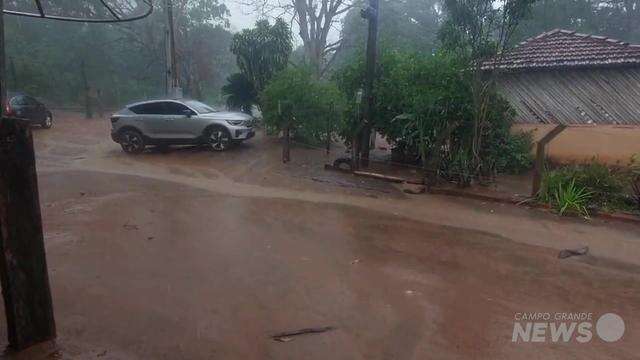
left=496, top=67, right=640, bottom=125
left=484, top=29, right=640, bottom=71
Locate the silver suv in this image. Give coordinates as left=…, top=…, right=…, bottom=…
left=110, top=99, right=255, bottom=154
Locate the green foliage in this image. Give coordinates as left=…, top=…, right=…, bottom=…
left=221, top=73, right=257, bottom=113
left=484, top=129, right=534, bottom=175
left=230, top=19, right=293, bottom=98
left=5, top=1, right=234, bottom=107
left=334, top=49, right=533, bottom=184
left=334, top=0, right=442, bottom=70
left=441, top=0, right=538, bottom=61
left=553, top=180, right=593, bottom=217
left=632, top=155, right=640, bottom=211
left=442, top=150, right=474, bottom=187
left=631, top=154, right=640, bottom=177
left=439, top=0, right=537, bottom=183
left=539, top=161, right=633, bottom=214
left=514, top=0, right=640, bottom=45
left=262, top=67, right=345, bottom=144
left=335, top=50, right=471, bottom=144
left=572, top=162, right=628, bottom=210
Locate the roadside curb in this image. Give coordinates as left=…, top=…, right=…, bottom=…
left=323, top=164, right=640, bottom=225
left=430, top=188, right=640, bottom=225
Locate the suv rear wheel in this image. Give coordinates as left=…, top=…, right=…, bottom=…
left=120, top=129, right=146, bottom=154
left=207, top=126, right=231, bottom=152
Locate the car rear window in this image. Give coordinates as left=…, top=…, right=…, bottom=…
left=10, top=96, right=27, bottom=106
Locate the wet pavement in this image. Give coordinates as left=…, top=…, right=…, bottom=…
left=1, top=112, right=639, bottom=359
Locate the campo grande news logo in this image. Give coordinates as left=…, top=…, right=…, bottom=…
left=512, top=312, right=625, bottom=343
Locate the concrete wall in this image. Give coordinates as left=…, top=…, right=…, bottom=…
left=513, top=124, right=640, bottom=166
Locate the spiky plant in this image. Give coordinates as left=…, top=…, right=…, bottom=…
left=554, top=179, right=593, bottom=217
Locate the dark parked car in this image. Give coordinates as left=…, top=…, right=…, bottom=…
left=4, top=92, right=53, bottom=129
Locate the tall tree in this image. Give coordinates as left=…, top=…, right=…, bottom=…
left=441, top=0, right=537, bottom=174
left=4, top=0, right=236, bottom=106
left=335, top=0, right=442, bottom=71
left=243, top=0, right=360, bottom=76
left=514, top=0, right=640, bottom=44
left=230, top=18, right=292, bottom=95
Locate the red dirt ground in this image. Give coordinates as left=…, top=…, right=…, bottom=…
left=0, top=112, right=638, bottom=359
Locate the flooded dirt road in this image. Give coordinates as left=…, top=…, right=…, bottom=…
left=1, top=113, right=639, bottom=359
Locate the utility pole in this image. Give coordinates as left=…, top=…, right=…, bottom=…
left=359, top=0, right=379, bottom=168
left=165, top=0, right=180, bottom=98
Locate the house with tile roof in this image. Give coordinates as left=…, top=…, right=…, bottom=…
left=486, top=29, right=640, bottom=165
left=486, top=29, right=640, bottom=125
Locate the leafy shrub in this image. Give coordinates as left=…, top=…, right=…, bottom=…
left=441, top=150, right=473, bottom=187
left=631, top=155, right=640, bottom=211
left=539, top=170, right=569, bottom=204
left=262, top=67, right=344, bottom=144
left=574, top=162, right=628, bottom=210
left=539, top=160, right=632, bottom=215
left=230, top=19, right=293, bottom=95
left=486, top=131, right=534, bottom=175
left=633, top=180, right=640, bottom=212
left=553, top=180, right=593, bottom=217
left=334, top=49, right=533, bottom=184
left=222, top=73, right=257, bottom=114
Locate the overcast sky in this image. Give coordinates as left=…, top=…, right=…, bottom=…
left=224, top=1, right=343, bottom=45
left=226, top=1, right=261, bottom=32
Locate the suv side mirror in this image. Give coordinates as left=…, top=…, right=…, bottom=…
left=182, top=109, right=194, bottom=118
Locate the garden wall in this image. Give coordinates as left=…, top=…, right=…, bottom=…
left=513, top=124, right=640, bottom=166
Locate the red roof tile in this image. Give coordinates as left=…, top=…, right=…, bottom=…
left=483, top=29, right=640, bottom=71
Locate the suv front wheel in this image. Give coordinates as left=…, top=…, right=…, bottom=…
left=120, top=129, right=146, bottom=154
left=207, top=126, right=231, bottom=152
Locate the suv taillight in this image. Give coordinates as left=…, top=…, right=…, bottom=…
left=4, top=101, right=14, bottom=117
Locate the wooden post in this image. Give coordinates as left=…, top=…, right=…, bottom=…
left=326, top=103, right=333, bottom=155
left=325, top=127, right=331, bottom=155
left=359, top=0, right=379, bottom=168
left=282, top=124, right=290, bottom=163
left=279, top=101, right=290, bottom=163
left=81, top=60, right=92, bottom=119
left=0, top=118, right=57, bottom=350
left=351, top=135, right=360, bottom=171
left=532, top=124, right=567, bottom=197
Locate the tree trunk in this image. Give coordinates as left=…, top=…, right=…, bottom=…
left=282, top=125, right=290, bottom=163
left=0, top=0, right=5, bottom=116
left=0, top=119, right=57, bottom=351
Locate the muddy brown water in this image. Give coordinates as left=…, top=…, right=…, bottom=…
left=0, top=112, right=638, bottom=359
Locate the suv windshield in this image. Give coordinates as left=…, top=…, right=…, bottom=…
left=185, top=100, right=217, bottom=114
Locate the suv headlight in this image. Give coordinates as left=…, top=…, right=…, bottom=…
left=226, top=120, right=245, bottom=126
